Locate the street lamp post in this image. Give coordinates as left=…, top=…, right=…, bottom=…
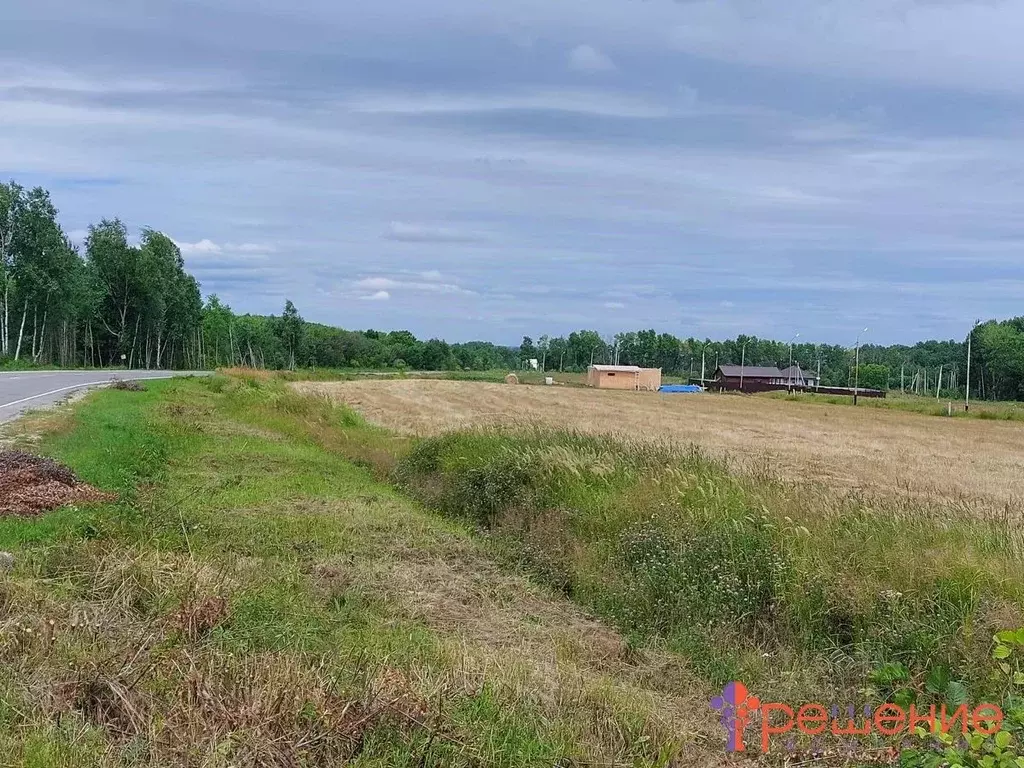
left=787, top=333, right=800, bottom=392
left=853, top=327, right=868, bottom=406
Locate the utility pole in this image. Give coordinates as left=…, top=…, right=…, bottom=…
left=935, top=364, right=943, bottom=401
left=900, top=362, right=905, bottom=394
left=740, top=340, right=748, bottom=392
left=853, top=327, right=868, bottom=406
left=966, top=320, right=979, bottom=412
left=787, top=332, right=800, bottom=392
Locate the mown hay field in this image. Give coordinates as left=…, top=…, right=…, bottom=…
left=293, top=379, right=1024, bottom=510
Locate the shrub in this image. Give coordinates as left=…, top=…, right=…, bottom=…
left=617, top=514, right=789, bottom=632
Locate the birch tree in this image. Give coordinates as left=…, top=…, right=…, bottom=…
left=0, top=182, right=26, bottom=356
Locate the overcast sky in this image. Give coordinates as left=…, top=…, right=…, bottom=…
left=3, top=0, right=1023, bottom=345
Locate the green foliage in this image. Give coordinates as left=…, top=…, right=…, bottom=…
left=278, top=299, right=304, bottom=370
left=902, top=630, right=1024, bottom=768
left=856, top=363, right=891, bottom=391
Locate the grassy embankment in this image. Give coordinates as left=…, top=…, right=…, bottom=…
left=0, top=376, right=710, bottom=767
left=763, top=389, right=1024, bottom=421
left=3, top=373, right=1023, bottom=765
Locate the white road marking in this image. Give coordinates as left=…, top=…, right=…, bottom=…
left=0, top=375, right=180, bottom=411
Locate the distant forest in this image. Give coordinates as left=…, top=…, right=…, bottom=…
left=3, top=180, right=1023, bottom=399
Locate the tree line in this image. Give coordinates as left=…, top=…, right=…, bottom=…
left=4, top=179, right=1024, bottom=400
left=1, top=182, right=202, bottom=368
left=518, top=331, right=977, bottom=394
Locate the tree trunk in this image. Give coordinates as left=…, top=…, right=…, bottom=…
left=13, top=299, right=28, bottom=361
left=1, top=282, right=8, bottom=355
left=33, top=307, right=48, bottom=363
left=128, top=314, right=142, bottom=369
left=30, top=304, right=37, bottom=360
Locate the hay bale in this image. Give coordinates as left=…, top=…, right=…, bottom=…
left=504, top=373, right=519, bottom=385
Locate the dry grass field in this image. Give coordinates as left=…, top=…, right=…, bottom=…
left=295, top=378, right=1024, bottom=510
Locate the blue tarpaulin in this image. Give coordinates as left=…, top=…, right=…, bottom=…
left=659, top=384, right=704, bottom=393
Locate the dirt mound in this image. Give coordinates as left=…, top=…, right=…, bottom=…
left=0, top=451, right=116, bottom=516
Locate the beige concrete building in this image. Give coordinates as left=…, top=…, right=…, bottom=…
left=587, top=365, right=662, bottom=391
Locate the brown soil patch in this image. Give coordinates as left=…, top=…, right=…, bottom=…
left=295, top=379, right=1024, bottom=509
left=0, top=450, right=115, bottom=516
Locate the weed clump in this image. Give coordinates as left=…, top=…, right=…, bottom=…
left=617, top=515, right=789, bottom=632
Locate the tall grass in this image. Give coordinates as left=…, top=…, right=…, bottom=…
left=385, top=428, right=1024, bottom=698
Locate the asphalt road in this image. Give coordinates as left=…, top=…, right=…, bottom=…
left=0, top=370, right=208, bottom=424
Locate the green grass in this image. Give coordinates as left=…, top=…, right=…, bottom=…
left=0, top=376, right=706, bottom=767
left=763, top=389, right=1024, bottom=420
left=5, top=374, right=1023, bottom=766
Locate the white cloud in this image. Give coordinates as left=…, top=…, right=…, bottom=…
left=384, top=221, right=482, bottom=243
left=568, top=45, right=617, bottom=73
left=176, top=238, right=222, bottom=255
left=174, top=238, right=275, bottom=256
left=354, top=277, right=398, bottom=290
left=0, top=64, right=236, bottom=96
left=348, top=89, right=673, bottom=119
left=359, top=290, right=391, bottom=301
left=603, top=301, right=626, bottom=309
left=353, top=274, right=475, bottom=296
left=420, top=270, right=444, bottom=281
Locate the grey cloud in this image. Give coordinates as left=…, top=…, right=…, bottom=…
left=568, top=45, right=616, bottom=73
left=1, top=0, right=1022, bottom=344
